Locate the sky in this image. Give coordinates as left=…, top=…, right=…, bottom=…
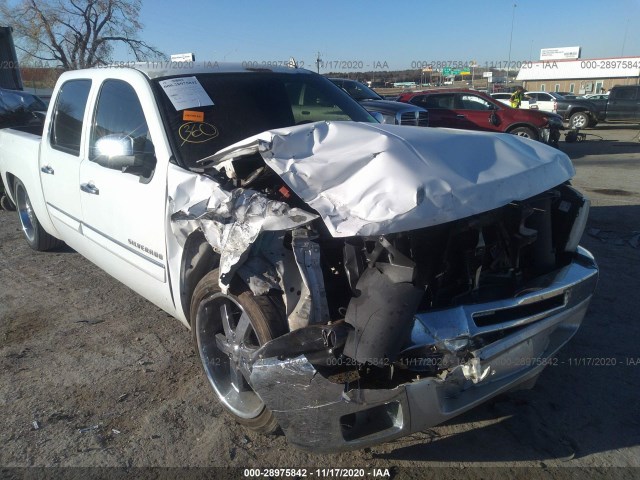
left=120, top=0, right=640, bottom=71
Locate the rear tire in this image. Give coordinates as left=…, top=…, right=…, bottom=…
left=190, top=269, right=287, bottom=434
left=13, top=178, right=62, bottom=251
left=569, top=111, right=590, bottom=129
left=510, top=126, right=538, bottom=141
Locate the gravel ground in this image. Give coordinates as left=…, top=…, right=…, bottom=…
left=1, top=125, right=639, bottom=479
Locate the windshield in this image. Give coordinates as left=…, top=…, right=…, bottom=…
left=337, top=80, right=383, bottom=101
left=154, top=72, right=375, bottom=169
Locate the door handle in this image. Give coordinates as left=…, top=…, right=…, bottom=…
left=80, top=183, right=100, bottom=195
left=40, top=165, right=54, bottom=175
left=456, top=114, right=466, bottom=118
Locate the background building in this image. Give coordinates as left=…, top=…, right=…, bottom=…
left=517, top=56, right=640, bottom=94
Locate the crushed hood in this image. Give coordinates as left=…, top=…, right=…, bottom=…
left=201, top=121, right=575, bottom=237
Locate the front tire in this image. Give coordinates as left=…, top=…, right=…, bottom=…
left=190, top=269, right=287, bottom=434
left=569, top=111, right=590, bottom=129
left=13, top=178, right=62, bottom=251
left=510, top=126, right=538, bottom=141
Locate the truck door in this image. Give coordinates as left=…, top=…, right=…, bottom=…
left=606, top=86, right=639, bottom=122
left=39, top=79, right=92, bottom=241
left=78, top=77, right=174, bottom=313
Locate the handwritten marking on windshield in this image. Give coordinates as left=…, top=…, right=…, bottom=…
left=179, top=122, right=219, bottom=145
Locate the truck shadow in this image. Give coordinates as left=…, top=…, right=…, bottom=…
left=50, top=243, right=76, bottom=254
left=376, top=204, right=640, bottom=463
left=560, top=139, right=640, bottom=161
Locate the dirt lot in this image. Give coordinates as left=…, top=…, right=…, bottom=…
left=1, top=125, right=639, bottom=478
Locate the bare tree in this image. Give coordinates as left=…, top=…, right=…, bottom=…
left=0, top=0, right=164, bottom=69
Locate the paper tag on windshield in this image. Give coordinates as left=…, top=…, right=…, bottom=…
left=159, top=76, right=214, bottom=111
left=183, top=110, right=205, bottom=122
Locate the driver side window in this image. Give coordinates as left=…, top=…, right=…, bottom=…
left=90, top=80, right=156, bottom=179
left=458, top=94, right=492, bottom=110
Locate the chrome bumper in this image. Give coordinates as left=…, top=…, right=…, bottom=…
left=250, top=247, right=598, bottom=452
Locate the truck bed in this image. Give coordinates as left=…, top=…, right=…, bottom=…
left=0, top=127, right=47, bottom=225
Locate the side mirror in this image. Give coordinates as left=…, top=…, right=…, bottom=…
left=93, top=134, right=155, bottom=178
left=489, top=111, right=500, bottom=126
left=94, top=134, right=135, bottom=169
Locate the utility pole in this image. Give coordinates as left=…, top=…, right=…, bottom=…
left=621, top=18, right=630, bottom=56
left=507, top=3, right=517, bottom=84
left=315, top=52, right=322, bottom=74
left=470, top=60, right=476, bottom=88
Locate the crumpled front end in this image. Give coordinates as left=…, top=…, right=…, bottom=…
left=170, top=121, right=598, bottom=451
left=248, top=246, right=597, bottom=452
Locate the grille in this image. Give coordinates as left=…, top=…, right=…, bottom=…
left=472, top=294, right=566, bottom=327
left=400, top=111, right=429, bottom=127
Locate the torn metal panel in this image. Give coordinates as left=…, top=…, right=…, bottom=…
left=460, top=357, right=491, bottom=384
left=250, top=323, right=348, bottom=363
left=200, top=121, right=575, bottom=237
left=249, top=354, right=407, bottom=451
left=170, top=186, right=317, bottom=293
left=165, top=165, right=226, bottom=325
left=168, top=171, right=226, bottom=248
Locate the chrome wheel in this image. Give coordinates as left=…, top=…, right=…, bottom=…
left=510, top=126, right=537, bottom=140
left=15, top=182, right=36, bottom=243
left=570, top=112, right=589, bottom=129
left=195, top=292, right=264, bottom=419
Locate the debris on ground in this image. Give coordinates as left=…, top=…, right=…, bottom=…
left=78, top=424, right=101, bottom=434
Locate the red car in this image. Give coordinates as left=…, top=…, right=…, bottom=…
left=397, top=89, right=562, bottom=146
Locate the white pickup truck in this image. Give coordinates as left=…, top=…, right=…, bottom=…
left=0, top=63, right=598, bottom=452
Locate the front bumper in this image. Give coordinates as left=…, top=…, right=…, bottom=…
left=249, top=247, right=598, bottom=452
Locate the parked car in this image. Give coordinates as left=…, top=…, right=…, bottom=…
left=329, top=78, right=428, bottom=126
left=0, top=63, right=597, bottom=452
left=521, top=92, right=601, bottom=129
left=490, top=92, right=512, bottom=106
left=399, top=89, right=563, bottom=145
left=525, top=88, right=640, bottom=127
